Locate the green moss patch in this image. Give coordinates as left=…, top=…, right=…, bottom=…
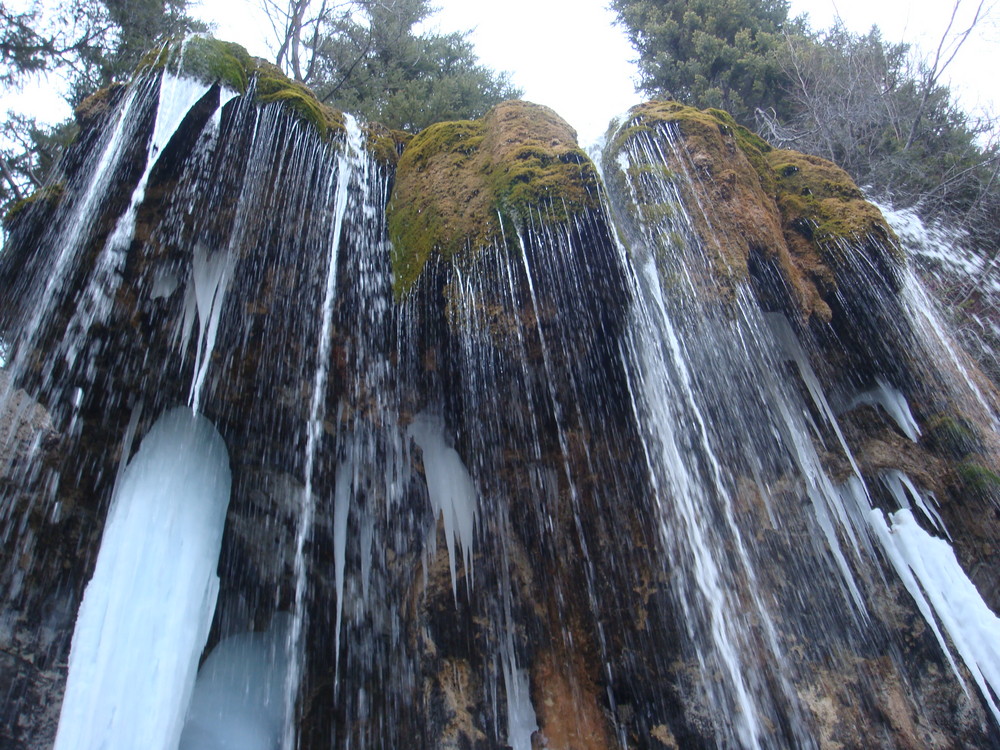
left=135, top=37, right=345, bottom=140
left=387, top=101, right=601, bottom=297
left=253, top=60, right=344, bottom=137
left=3, top=183, right=65, bottom=230
left=767, top=150, right=899, bottom=257
left=365, top=122, right=412, bottom=168
left=136, top=36, right=254, bottom=93
left=924, top=414, right=981, bottom=458
left=957, top=461, right=1000, bottom=500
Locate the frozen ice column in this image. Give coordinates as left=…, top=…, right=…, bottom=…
left=53, top=407, right=232, bottom=750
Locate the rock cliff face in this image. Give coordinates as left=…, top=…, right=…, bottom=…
left=2, top=39, right=1000, bottom=749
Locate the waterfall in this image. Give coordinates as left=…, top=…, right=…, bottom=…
left=4, top=42, right=1000, bottom=750
left=52, top=407, right=231, bottom=750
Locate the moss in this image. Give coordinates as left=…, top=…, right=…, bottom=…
left=612, top=101, right=774, bottom=192
left=253, top=61, right=344, bottom=138
left=134, top=37, right=345, bottom=140
left=387, top=101, right=602, bottom=297
left=365, top=122, right=412, bottom=168
left=136, top=36, right=254, bottom=93
left=957, top=461, right=1000, bottom=499
left=605, top=99, right=908, bottom=323
left=74, top=84, right=127, bottom=128
left=606, top=100, right=784, bottom=301
left=3, top=183, right=65, bottom=229
left=924, top=414, right=981, bottom=458
left=767, top=150, right=900, bottom=256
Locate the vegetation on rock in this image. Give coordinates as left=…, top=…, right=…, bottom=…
left=612, top=0, right=999, bottom=283
left=607, top=99, right=902, bottom=322
left=387, top=101, right=601, bottom=296
left=2, top=183, right=64, bottom=231
left=138, top=37, right=347, bottom=139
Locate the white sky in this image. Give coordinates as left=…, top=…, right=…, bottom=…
left=3, top=0, right=997, bottom=148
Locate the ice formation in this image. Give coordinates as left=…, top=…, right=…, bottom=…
left=187, top=241, right=235, bottom=411
left=847, top=379, right=921, bottom=442
left=53, top=407, right=231, bottom=750
left=867, top=505, right=1000, bottom=723
left=407, top=411, right=478, bottom=599
left=178, top=613, right=291, bottom=750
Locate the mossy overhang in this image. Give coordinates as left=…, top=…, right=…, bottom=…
left=2, top=183, right=65, bottom=231
left=606, top=99, right=905, bottom=323
left=767, top=149, right=901, bottom=259
left=386, top=100, right=603, bottom=297
left=606, top=100, right=833, bottom=319
left=135, top=36, right=345, bottom=140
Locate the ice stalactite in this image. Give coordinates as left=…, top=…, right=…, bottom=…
left=408, top=411, right=479, bottom=601
left=845, top=379, right=921, bottom=442
left=186, top=242, right=235, bottom=412
left=53, top=407, right=231, bottom=750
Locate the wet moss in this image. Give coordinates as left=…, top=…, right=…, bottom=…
left=74, top=83, right=127, bottom=128
left=613, top=101, right=774, bottom=191
left=605, top=99, right=906, bottom=323
left=135, top=37, right=345, bottom=140
left=365, top=122, right=412, bottom=168
left=136, top=36, right=254, bottom=93
left=957, top=461, right=1000, bottom=501
left=253, top=61, right=344, bottom=138
left=606, top=100, right=786, bottom=306
left=387, top=101, right=601, bottom=297
left=924, top=414, right=981, bottom=458
left=767, top=150, right=900, bottom=256
left=3, top=183, right=65, bottom=230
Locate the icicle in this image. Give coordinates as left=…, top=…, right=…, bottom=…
left=866, top=506, right=1000, bottom=723
left=847, top=378, right=921, bottom=441
left=333, top=455, right=352, bottom=665
left=53, top=407, right=231, bottom=750
left=407, top=411, right=478, bottom=601
left=502, top=660, right=538, bottom=750
left=880, top=470, right=950, bottom=539
left=187, top=242, right=235, bottom=411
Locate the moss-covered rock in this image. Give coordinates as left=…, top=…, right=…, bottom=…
left=768, top=150, right=900, bottom=259
left=608, top=101, right=831, bottom=318
left=606, top=100, right=904, bottom=324
left=923, top=413, right=982, bottom=458
left=135, top=37, right=345, bottom=140
left=956, top=460, right=1000, bottom=498
left=387, top=101, right=601, bottom=296
left=74, top=83, right=128, bottom=129
left=2, top=183, right=65, bottom=231
left=365, top=122, right=412, bottom=168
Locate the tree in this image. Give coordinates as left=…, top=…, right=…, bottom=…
left=0, top=0, right=205, bottom=225
left=263, top=0, right=521, bottom=131
left=611, top=0, right=806, bottom=123
left=761, top=13, right=999, bottom=231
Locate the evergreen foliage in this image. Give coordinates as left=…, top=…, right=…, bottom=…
left=613, top=0, right=1000, bottom=262
left=0, top=0, right=205, bottom=226
left=609, top=0, right=803, bottom=123
left=266, top=0, right=521, bottom=132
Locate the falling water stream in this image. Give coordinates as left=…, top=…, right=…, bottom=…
left=3, top=46, right=1000, bottom=750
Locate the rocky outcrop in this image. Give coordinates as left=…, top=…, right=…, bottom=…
left=2, top=42, right=1000, bottom=750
